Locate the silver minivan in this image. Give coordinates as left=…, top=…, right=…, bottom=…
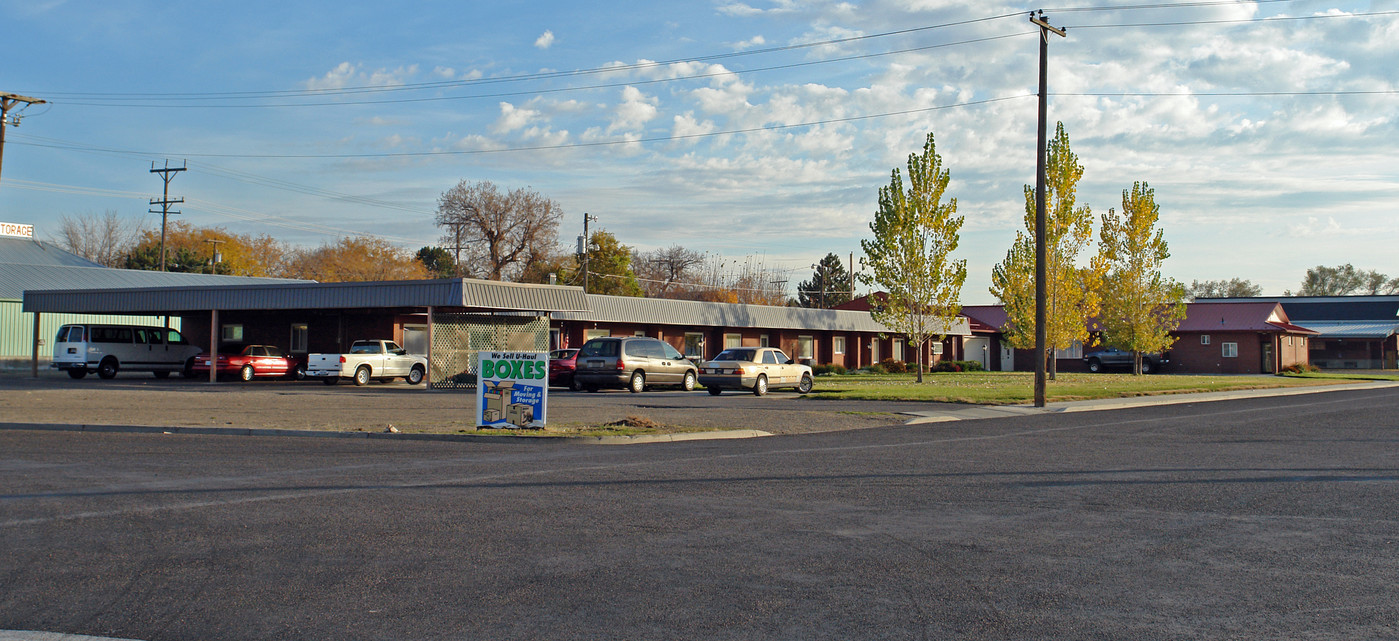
left=573, top=336, right=698, bottom=393
left=52, top=324, right=204, bottom=379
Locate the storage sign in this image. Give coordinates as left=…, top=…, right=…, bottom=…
left=475, top=351, right=548, bottom=428
left=0, top=222, right=35, bottom=238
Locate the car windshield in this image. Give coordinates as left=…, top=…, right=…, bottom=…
left=579, top=340, right=619, bottom=357
left=713, top=349, right=756, bottom=362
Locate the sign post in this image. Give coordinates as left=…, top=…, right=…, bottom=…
left=475, top=351, right=548, bottom=429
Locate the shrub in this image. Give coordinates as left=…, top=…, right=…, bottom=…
left=879, top=358, right=908, bottom=374
left=812, top=363, right=848, bottom=376
left=932, top=361, right=963, bottom=373
left=951, top=360, right=985, bottom=372
left=1279, top=362, right=1321, bottom=374
left=863, top=363, right=888, bottom=375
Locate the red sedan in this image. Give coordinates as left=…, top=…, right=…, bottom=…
left=192, top=344, right=306, bottom=381
left=549, top=348, right=580, bottom=390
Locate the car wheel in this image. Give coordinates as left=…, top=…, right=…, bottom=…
left=629, top=371, right=645, bottom=393
left=240, top=365, right=255, bottom=382
left=407, top=365, right=425, bottom=385
left=707, top=387, right=722, bottom=396
left=97, top=357, right=119, bottom=380
left=354, top=366, right=371, bottom=386
left=67, top=369, right=87, bottom=380
left=569, top=377, right=582, bottom=392
left=182, top=357, right=197, bottom=379
left=752, top=374, right=768, bottom=397
left=1140, top=359, right=1154, bottom=374
left=322, top=377, right=339, bottom=386
left=1087, top=358, right=1102, bottom=373
left=153, top=370, right=171, bottom=379
left=682, top=371, right=696, bottom=392
left=292, top=365, right=307, bottom=381
left=797, top=373, right=813, bottom=394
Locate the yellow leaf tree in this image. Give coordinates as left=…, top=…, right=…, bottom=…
left=284, top=236, right=430, bottom=282
left=1096, top=182, right=1186, bottom=375
left=989, top=122, right=1098, bottom=378
left=861, top=132, right=966, bottom=383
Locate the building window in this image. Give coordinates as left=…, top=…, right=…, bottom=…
left=870, top=340, right=880, bottom=362
left=725, top=333, right=742, bottom=348
left=833, top=336, right=845, bottom=355
left=798, top=335, right=814, bottom=361
left=684, top=333, right=705, bottom=359
left=760, top=335, right=770, bottom=347
left=221, top=324, right=243, bottom=342
left=1201, top=335, right=1211, bottom=345
left=892, top=338, right=904, bottom=361
left=1287, top=336, right=1293, bottom=346
left=932, top=342, right=944, bottom=355
left=1054, top=341, right=1083, bottom=360
left=584, top=329, right=610, bottom=341
left=1222, top=342, right=1238, bottom=358
left=634, top=330, right=646, bottom=337
left=290, top=324, right=308, bottom=353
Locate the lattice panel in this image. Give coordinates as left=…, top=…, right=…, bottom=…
left=428, top=314, right=550, bottom=390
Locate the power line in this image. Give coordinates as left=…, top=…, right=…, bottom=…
left=10, top=94, right=1034, bottom=159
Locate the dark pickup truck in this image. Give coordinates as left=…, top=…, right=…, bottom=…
left=1083, top=347, right=1167, bottom=374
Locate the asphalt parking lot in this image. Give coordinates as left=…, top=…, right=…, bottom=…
left=0, top=370, right=937, bottom=435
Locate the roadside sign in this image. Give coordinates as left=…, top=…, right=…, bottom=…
left=476, top=351, right=548, bottom=428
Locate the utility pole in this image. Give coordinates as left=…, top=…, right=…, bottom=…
left=204, top=238, right=225, bottom=271
left=580, top=213, right=597, bottom=294
left=149, top=160, right=187, bottom=271
left=1031, top=11, right=1066, bottom=408
left=0, top=92, right=47, bottom=189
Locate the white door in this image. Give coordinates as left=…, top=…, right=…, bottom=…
left=965, top=337, right=990, bottom=371
left=1000, top=343, right=1015, bottom=372
left=402, top=326, right=428, bottom=355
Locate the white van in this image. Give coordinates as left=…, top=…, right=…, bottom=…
left=52, top=324, right=204, bottom=379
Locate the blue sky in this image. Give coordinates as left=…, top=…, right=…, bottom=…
left=2, top=0, right=1396, bottom=303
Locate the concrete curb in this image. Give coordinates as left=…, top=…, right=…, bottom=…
left=901, top=380, right=1399, bottom=424
left=0, top=422, right=773, bottom=445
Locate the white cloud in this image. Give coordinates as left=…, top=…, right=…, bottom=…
left=492, top=102, right=541, bottom=134
left=534, top=30, right=555, bottom=49
left=732, top=35, right=766, bottom=50
left=304, top=62, right=419, bottom=90
left=609, top=86, right=659, bottom=133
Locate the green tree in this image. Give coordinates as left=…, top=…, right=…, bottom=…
left=1291, top=264, right=1399, bottom=296
left=860, top=132, right=966, bottom=383
left=798, top=253, right=853, bottom=308
left=1187, top=278, right=1262, bottom=300
left=989, top=122, right=1098, bottom=378
left=415, top=246, right=457, bottom=279
left=1096, top=182, right=1186, bottom=375
left=583, top=230, right=644, bottom=297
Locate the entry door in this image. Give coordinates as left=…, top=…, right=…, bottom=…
left=402, top=325, right=428, bottom=355
left=1262, top=341, right=1275, bottom=373
left=965, top=337, right=990, bottom=370
left=1000, top=343, right=1015, bottom=372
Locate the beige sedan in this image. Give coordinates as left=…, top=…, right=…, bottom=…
left=699, top=347, right=814, bottom=396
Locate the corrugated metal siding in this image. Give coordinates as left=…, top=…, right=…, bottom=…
left=23, top=278, right=590, bottom=314
left=555, top=294, right=970, bottom=335
left=1290, top=320, right=1399, bottom=338
left=0, top=300, right=182, bottom=364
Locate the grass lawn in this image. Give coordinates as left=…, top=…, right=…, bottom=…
left=804, top=371, right=1393, bottom=405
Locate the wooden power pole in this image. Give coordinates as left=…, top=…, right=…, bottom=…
left=1031, top=11, right=1066, bottom=408
left=149, top=160, right=187, bottom=271
left=0, top=92, right=47, bottom=189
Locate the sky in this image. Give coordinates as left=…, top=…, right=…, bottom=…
left=2, top=0, right=1396, bottom=304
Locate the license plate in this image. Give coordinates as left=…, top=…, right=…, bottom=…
left=204, top=360, right=212, bottom=366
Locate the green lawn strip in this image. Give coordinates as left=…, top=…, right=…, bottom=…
left=805, top=371, right=1360, bottom=405
left=1280, top=372, right=1399, bottom=382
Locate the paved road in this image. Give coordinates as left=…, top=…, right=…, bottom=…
left=3, top=387, right=1397, bottom=640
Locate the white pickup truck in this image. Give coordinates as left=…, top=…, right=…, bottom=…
left=307, top=340, right=428, bottom=386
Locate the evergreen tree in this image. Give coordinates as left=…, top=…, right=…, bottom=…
left=797, top=253, right=852, bottom=308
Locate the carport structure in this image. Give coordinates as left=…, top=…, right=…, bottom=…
left=23, top=278, right=589, bottom=387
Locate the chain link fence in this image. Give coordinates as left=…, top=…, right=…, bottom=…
left=428, top=314, right=550, bottom=390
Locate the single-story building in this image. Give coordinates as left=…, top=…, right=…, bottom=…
left=1205, top=296, right=1399, bottom=370
left=555, top=294, right=971, bottom=369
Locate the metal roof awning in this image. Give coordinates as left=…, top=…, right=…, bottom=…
left=1293, top=320, right=1399, bottom=339
left=23, top=278, right=591, bottom=315
left=555, top=293, right=972, bottom=335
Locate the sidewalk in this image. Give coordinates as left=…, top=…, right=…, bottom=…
left=902, top=380, right=1399, bottom=424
